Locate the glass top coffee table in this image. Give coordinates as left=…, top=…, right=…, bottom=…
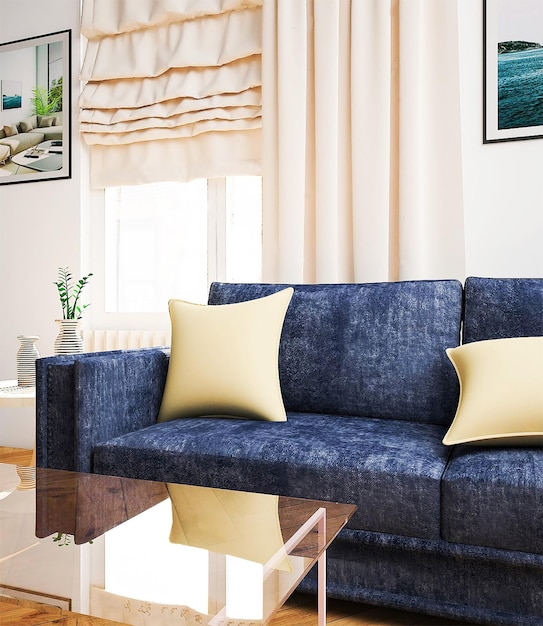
left=0, top=463, right=355, bottom=625
left=10, top=140, right=63, bottom=173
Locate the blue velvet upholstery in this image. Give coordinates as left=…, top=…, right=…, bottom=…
left=301, top=530, right=543, bottom=626
left=35, top=350, right=131, bottom=471
left=34, top=279, right=543, bottom=626
left=209, top=280, right=462, bottom=425
left=36, top=348, right=169, bottom=472
left=36, top=358, right=78, bottom=471
left=463, top=277, right=543, bottom=343
left=93, top=412, right=450, bottom=539
left=442, top=445, right=543, bottom=553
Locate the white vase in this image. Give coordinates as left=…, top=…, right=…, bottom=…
left=16, top=335, right=40, bottom=387
left=54, top=319, right=84, bottom=355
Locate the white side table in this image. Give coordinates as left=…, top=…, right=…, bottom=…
left=0, top=380, right=36, bottom=407
left=0, top=380, right=36, bottom=487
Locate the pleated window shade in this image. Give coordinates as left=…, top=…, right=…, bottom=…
left=80, top=0, right=263, bottom=188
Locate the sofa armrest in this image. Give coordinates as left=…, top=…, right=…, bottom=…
left=36, top=348, right=169, bottom=472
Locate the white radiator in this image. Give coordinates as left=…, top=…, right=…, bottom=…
left=82, top=329, right=170, bottom=352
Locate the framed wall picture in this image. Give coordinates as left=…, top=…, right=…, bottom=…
left=1, top=80, right=22, bottom=110
left=0, top=29, right=71, bottom=185
left=484, top=0, right=543, bottom=143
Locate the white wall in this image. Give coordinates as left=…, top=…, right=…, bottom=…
left=0, top=0, right=542, bottom=448
left=0, top=0, right=82, bottom=445
left=458, top=0, right=543, bottom=278
left=0, top=462, right=100, bottom=607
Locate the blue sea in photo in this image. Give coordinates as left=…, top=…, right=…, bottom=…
left=498, top=47, right=543, bottom=130
left=2, top=94, right=21, bottom=110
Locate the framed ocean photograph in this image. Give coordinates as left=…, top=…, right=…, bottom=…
left=484, top=0, right=543, bottom=142
left=1, top=80, right=22, bottom=110
left=0, top=30, right=71, bottom=185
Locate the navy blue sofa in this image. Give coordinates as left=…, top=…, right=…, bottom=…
left=36, top=277, right=543, bottom=625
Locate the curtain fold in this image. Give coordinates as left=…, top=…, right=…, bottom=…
left=88, top=130, right=261, bottom=188
left=80, top=0, right=262, bottom=188
left=262, top=0, right=465, bottom=283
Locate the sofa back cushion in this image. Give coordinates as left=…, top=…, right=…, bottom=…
left=19, top=115, right=38, bottom=132
left=3, top=124, right=18, bottom=137
left=208, top=280, right=463, bottom=425
left=463, top=277, right=543, bottom=343
left=37, top=115, right=58, bottom=128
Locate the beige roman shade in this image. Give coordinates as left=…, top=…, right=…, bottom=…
left=80, top=0, right=262, bottom=188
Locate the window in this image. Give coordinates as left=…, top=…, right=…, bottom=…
left=92, top=176, right=262, bottom=329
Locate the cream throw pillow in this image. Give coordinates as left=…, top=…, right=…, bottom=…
left=38, top=116, right=56, bottom=128
left=443, top=337, right=543, bottom=446
left=157, top=288, right=293, bottom=423
left=3, top=124, right=18, bottom=137
left=19, top=117, right=35, bottom=132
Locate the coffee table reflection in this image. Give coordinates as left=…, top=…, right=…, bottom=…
left=0, top=464, right=355, bottom=625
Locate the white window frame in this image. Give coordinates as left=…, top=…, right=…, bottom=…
left=87, top=178, right=252, bottom=332
left=207, top=178, right=227, bottom=289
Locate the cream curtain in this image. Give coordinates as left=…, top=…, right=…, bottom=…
left=261, top=0, right=465, bottom=283
left=80, top=0, right=262, bottom=188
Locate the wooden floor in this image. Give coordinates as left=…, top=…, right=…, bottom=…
left=270, top=591, right=475, bottom=625
left=0, top=592, right=481, bottom=626
left=0, top=596, right=123, bottom=625
left=0, top=593, right=475, bottom=626
left=0, top=447, right=477, bottom=625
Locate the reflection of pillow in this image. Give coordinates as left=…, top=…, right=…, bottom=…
left=168, top=483, right=291, bottom=570
left=157, top=288, right=293, bottom=423
left=443, top=337, right=543, bottom=446
left=3, top=124, right=18, bottom=137
left=38, top=116, right=55, bottom=128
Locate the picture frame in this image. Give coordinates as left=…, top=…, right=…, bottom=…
left=484, top=0, right=543, bottom=143
left=1, top=80, right=22, bottom=110
left=0, top=29, right=71, bottom=185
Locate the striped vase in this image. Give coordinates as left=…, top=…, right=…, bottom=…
left=16, top=335, right=40, bottom=387
left=54, top=319, right=84, bottom=355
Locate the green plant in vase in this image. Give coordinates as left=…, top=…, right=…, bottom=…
left=52, top=531, right=72, bottom=547
left=54, top=267, right=93, bottom=319
left=53, top=268, right=93, bottom=355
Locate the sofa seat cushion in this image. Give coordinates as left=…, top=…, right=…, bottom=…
left=442, top=446, right=543, bottom=554
left=93, top=412, right=450, bottom=540
left=0, top=132, right=45, bottom=156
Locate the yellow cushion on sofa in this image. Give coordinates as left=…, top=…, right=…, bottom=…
left=443, top=337, right=543, bottom=446
left=157, top=288, right=293, bottom=423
